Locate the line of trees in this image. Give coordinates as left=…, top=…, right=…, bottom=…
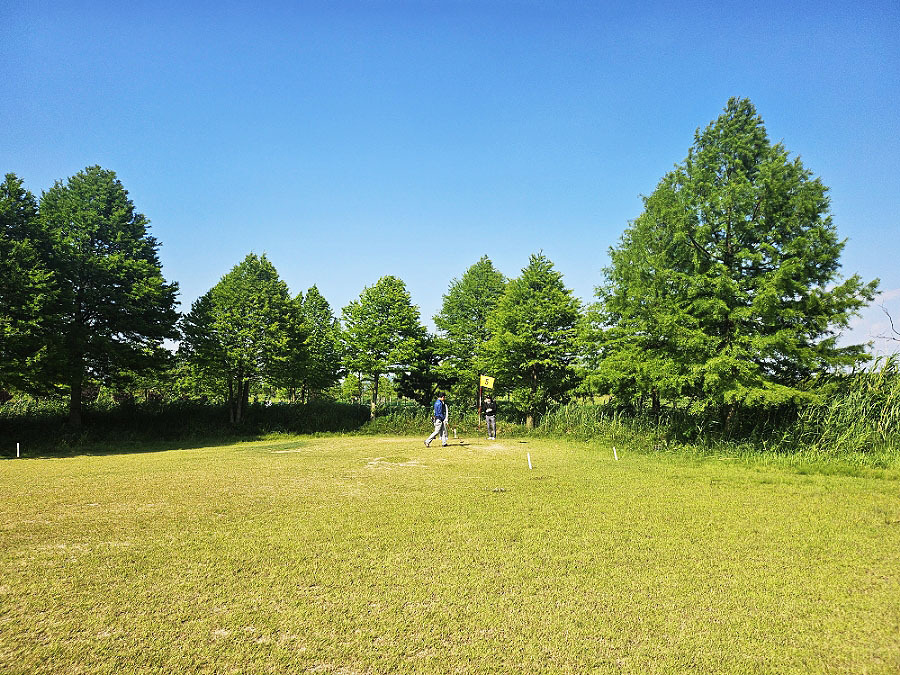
left=0, top=99, right=881, bottom=430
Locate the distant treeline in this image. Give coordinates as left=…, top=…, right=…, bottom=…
left=2, top=356, right=899, bottom=459
left=2, top=98, right=894, bottom=451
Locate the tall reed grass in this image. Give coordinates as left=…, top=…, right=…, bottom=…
left=793, top=355, right=900, bottom=454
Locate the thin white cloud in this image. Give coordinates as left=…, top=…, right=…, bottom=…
left=877, top=287, right=900, bottom=303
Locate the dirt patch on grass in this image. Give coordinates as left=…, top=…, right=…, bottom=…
left=365, top=456, right=424, bottom=468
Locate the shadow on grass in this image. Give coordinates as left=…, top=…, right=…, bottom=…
left=0, top=400, right=373, bottom=459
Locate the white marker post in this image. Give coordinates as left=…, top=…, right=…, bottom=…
left=527, top=452, right=532, bottom=470
left=613, top=446, right=618, bottom=461
left=17, top=442, right=20, bottom=458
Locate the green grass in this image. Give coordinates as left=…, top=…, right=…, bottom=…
left=2, top=436, right=899, bottom=673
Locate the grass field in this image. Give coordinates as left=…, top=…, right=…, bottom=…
left=1, top=435, right=899, bottom=674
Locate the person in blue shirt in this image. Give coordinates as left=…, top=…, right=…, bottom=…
left=424, top=393, right=449, bottom=447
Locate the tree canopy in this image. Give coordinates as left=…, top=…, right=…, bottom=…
left=180, top=253, right=295, bottom=423
left=434, top=255, right=507, bottom=402
left=2, top=102, right=885, bottom=437
left=39, top=166, right=179, bottom=426
left=0, top=173, right=54, bottom=393
left=341, top=275, right=426, bottom=412
left=295, top=285, right=342, bottom=401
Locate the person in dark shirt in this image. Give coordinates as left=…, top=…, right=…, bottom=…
left=483, top=396, right=497, bottom=440
left=425, top=393, right=449, bottom=447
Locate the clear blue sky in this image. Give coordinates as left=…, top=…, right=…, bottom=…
left=3, top=1, right=899, bottom=352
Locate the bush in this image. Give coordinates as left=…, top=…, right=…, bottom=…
left=0, top=398, right=372, bottom=455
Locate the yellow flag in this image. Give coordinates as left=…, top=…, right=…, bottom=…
left=480, top=375, right=495, bottom=388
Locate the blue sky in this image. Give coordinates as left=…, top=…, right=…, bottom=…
left=3, top=1, right=899, bottom=353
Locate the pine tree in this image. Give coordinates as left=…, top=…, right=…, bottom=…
left=40, top=166, right=179, bottom=426
left=593, top=98, right=878, bottom=427
left=0, top=174, right=54, bottom=393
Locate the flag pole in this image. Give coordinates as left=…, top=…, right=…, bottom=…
left=478, top=383, right=483, bottom=429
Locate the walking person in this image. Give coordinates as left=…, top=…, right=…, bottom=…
left=483, top=395, right=497, bottom=440
left=425, top=393, right=449, bottom=447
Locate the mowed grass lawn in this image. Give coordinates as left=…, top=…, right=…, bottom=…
left=1, top=435, right=899, bottom=674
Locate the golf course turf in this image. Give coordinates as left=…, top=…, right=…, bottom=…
left=1, top=435, right=898, bottom=673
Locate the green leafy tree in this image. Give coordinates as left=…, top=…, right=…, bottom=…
left=297, top=286, right=342, bottom=401
left=394, top=334, right=452, bottom=406
left=178, top=290, right=227, bottom=402
left=341, top=275, right=426, bottom=415
left=0, top=173, right=55, bottom=393
left=434, top=255, right=507, bottom=402
left=39, top=166, right=179, bottom=427
left=271, top=292, right=309, bottom=402
left=583, top=208, right=698, bottom=416
left=340, top=374, right=363, bottom=403
left=363, top=375, right=398, bottom=403
left=275, top=286, right=341, bottom=402
left=180, top=253, right=294, bottom=423
left=480, top=253, right=582, bottom=427
left=592, top=98, right=878, bottom=427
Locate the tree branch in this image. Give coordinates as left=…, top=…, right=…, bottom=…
left=687, top=232, right=714, bottom=261
left=878, top=303, right=900, bottom=342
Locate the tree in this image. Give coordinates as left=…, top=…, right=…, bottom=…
left=877, top=304, right=900, bottom=345
left=480, top=253, right=582, bottom=427
left=593, top=98, right=878, bottom=427
left=39, top=166, right=179, bottom=427
left=394, top=334, right=451, bottom=405
left=180, top=253, right=295, bottom=423
left=272, top=291, right=309, bottom=403
left=0, top=173, right=54, bottom=393
left=178, top=290, right=228, bottom=402
left=293, top=285, right=342, bottom=402
left=341, top=275, right=426, bottom=415
left=340, top=374, right=363, bottom=403
left=585, top=206, right=700, bottom=417
left=434, top=255, right=507, bottom=402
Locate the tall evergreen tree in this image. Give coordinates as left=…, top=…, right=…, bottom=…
left=434, top=255, right=507, bottom=402
left=592, top=98, right=878, bottom=426
left=0, top=173, right=54, bottom=393
left=39, top=166, right=179, bottom=426
left=480, top=253, right=582, bottom=427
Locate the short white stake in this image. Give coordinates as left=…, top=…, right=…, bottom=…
left=17, top=442, right=20, bottom=458
left=613, top=446, right=618, bottom=461
left=527, top=452, right=532, bottom=470
left=454, top=428, right=457, bottom=438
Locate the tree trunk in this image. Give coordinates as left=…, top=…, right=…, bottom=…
left=68, top=370, right=83, bottom=428
left=227, top=376, right=236, bottom=424
left=237, top=378, right=249, bottom=424
left=527, top=366, right=537, bottom=430
left=723, top=403, right=736, bottom=436
left=370, top=373, right=380, bottom=420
